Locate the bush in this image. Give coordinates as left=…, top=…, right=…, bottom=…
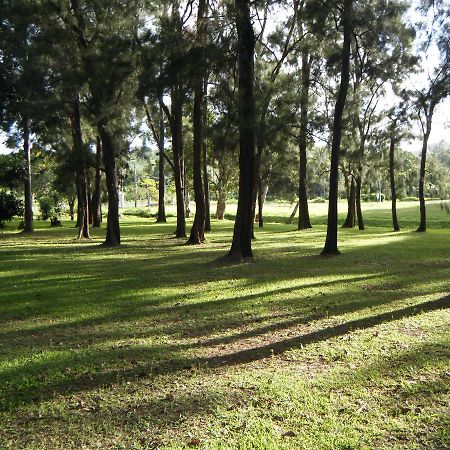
left=401, top=196, right=419, bottom=202
left=38, top=193, right=63, bottom=221
left=310, top=197, right=326, bottom=203
left=0, top=190, right=23, bottom=228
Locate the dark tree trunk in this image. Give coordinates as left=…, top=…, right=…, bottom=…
left=22, top=118, right=33, bottom=233
left=156, top=102, right=167, bottom=223
left=68, top=195, right=75, bottom=221
left=256, top=179, right=268, bottom=226
left=99, top=123, right=120, bottom=246
left=203, top=79, right=211, bottom=232
left=321, top=0, right=353, bottom=256
left=88, top=189, right=93, bottom=225
left=224, top=0, right=255, bottom=261
left=70, top=99, right=90, bottom=240
left=187, top=0, right=207, bottom=245
left=298, top=50, right=312, bottom=230
left=92, top=135, right=102, bottom=227
left=417, top=115, right=433, bottom=232
left=171, top=84, right=187, bottom=237
left=389, top=134, right=400, bottom=231
left=342, top=176, right=356, bottom=228
left=355, top=173, right=364, bottom=230
left=187, top=0, right=209, bottom=242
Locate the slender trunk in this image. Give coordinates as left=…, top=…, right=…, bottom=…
left=389, top=134, right=400, bottom=231
left=88, top=189, right=93, bottom=225
left=187, top=0, right=207, bottom=245
left=257, top=174, right=264, bottom=228
left=99, top=123, right=120, bottom=246
left=298, top=50, right=312, bottom=230
left=68, top=196, right=75, bottom=221
left=171, top=84, right=187, bottom=237
left=22, top=118, right=33, bottom=233
left=70, top=99, right=90, bottom=239
left=342, top=176, right=356, bottom=228
left=286, top=200, right=299, bottom=224
left=417, top=116, right=432, bottom=232
left=321, top=0, right=352, bottom=256
left=203, top=79, right=211, bottom=232
left=156, top=101, right=167, bottom=223
left=355, top=173, right=364, bottom=230
left=224, top=0, right=255, bottom=261
left=256, top=179, right=268, bottom=226
left=92, top=135, right=102, bottom=227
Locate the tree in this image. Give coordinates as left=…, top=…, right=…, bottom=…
left=187, top=0, right=208, bottom=245
left=321, top=0, right=353, bottom=256
left=224, top=0, right=256, bottom=261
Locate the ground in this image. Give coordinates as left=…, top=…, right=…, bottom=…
left=0, top=201, right=449, bottom=449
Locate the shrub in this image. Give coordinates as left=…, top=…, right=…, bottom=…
left=0, top=190, right=23, bottom=228
left=38, top=193, right=63, bottom=222
left=310, top=197, right=326, bottom=203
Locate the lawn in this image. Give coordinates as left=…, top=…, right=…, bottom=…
left=0, top=201, right=449, bottom=449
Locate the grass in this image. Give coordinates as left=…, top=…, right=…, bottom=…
left=0, top=200, right=449, bottom=449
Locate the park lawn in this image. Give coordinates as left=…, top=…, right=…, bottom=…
left=0, top=201, right=449, bottom=449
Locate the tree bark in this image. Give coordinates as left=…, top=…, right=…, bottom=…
left=171, top=84, right=187, bottom=237
left=224, top=0, right=255, bottom=261
left=92, top=135, right=102, bottom=227
left=203, top=79, right=211, bottom=232
left=342, top=176, right=356, bottom=228
left=389, top=134, right=400, bottom=231
left=355, top=172, right=364, bottom=230
left=156, top=101, right=167, bottom=223
left=215, top=193, right=226, bottom=219
left=417, top=113, right=433, bottom=232
left=321, top=0, right=353, bottom=256
left=298, top=50, right=312, bottom=230
left=70, top=99, right=90, bottom=240
left=99, top=123, right=120, bottom=246
left=187, top=0, right=207, bottom=245
left=22, top=117, right=33, bottom=233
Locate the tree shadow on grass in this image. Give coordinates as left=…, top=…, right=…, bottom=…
left=1, top=294, right=448, bottom=413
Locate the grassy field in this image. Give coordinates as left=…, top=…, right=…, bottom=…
left=0, top=200, right=449, bottom=449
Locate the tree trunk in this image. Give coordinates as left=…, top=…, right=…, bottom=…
left=70, top=99, right=90, bottom=240
left=68, top=195, right=75, bottom=221
left=203, top=79, right=211, bottom=232
left=256, top=179, right=268, bottom=226
left=417, top=116, right=432, bottom=232
left=187, top=0, right=207, bottom=245
left=298, top=50, right=312, bottom=230
left=355, top=173, right=364, bottom=230
left=342, top=176, right=356, bottom=228
left=92, top=135, right=102, bottom=227
left=321, top=0, right=353, bottom=256
left=171, top=84, right=187, bottom=237
left=389, top=134, right=400, bottom=231
left=156, top=101, right=167, bottom=223
left=224, top=0, right=255, bottom=261
left=215, top=194, right=226, bottom=220
left=22, top=118, right=33, bottom=233
left=99, top=123, right=120, bottom=246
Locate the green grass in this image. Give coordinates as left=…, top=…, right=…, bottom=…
left=0, top=201, right=449, bottom=449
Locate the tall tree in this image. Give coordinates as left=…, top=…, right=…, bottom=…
left=187, top=0, right=208, bottom=244
left=321, top=0, right=353, bottom=256
left=224, top=0, right=256, bottom=261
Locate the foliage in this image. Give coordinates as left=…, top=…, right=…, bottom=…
left=0, top=190, right=23, bottom=227
left=38, top=193, right=63, bottom=221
